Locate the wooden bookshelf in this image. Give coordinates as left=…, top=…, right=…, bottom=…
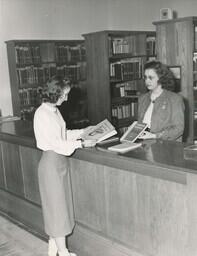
left=153, top=16, right=197, bottom=143
left=5, top=40, right=88, bottom=127
left=83, top=30, right=156, bottom=133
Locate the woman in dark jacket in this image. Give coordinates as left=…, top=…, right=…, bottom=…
left=138, top=61, right=185, bottom=141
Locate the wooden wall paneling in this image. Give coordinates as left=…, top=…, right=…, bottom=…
left=186, top=173, right=197, bottom=255
left=175, top=21, right=193, bottom=97
left=0, top=188, right=45, bottom=237
left=84, top=32, right=111, bottom=124
left=0, top=142, right=6, bottom=188
left=135, top=34, right=146, bottom=56
left=103, top=166, right=139, bottom=248
left=69, top=157, right=187, bottom=256
left=104, top=166, right=187, bottom=256
left=69, top=158, right=107, bottom=233
left=68, top=224, right=144, bottom=256
left=154, top=18, right=195, bottom=142
left=1, top=141, right=24, bottom=196
left=176, top=20, right=194, bottom=141
left=156, top=24, right=167, bottom=63
left=19, top=146, right=42, bottom=204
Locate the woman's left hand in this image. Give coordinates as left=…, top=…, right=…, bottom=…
left=138, top=131, right=156, bottom=140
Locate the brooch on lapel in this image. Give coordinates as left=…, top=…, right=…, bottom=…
left=162, top=101, right=167, bottom=110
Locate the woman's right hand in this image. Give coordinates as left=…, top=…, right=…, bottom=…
left=82, top=139, right=97, bottom=148
left=138, top=131, right=156, bottom=140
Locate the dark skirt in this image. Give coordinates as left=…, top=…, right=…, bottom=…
left=38, top=150, right=75, bottom=237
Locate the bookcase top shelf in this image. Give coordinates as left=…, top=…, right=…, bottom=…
left=83, top=30, right=155, bottom=37
left=153, top=16, right=197, bottom=25
left=5, top=39, right=84, bottom=44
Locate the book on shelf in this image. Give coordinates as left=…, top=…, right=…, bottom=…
left=15, top=44, right=33, bottom=65
left=80, top=119, right=117, bottom=143
left=110, top=58, right=142, bottom=81
left=108, top=121, right=148, bottom=153
left=55, top=44, right=69, bottom=63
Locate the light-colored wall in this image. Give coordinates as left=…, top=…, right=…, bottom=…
left=1, top=0, right=197, bottom=116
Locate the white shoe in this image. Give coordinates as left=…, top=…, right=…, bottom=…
left=48, top=238, right=58, bottom=256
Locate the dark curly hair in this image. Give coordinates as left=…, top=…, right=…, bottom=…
left=144, top=61, right=175, bottom=91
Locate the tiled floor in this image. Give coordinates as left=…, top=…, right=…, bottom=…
left=0, top=215, right=47, bottom=256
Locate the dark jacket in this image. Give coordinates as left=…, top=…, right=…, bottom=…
left=138, top=89, right=185, bottom=141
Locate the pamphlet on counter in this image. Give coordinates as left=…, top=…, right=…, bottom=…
left=107, top=121, right=147, bottom=153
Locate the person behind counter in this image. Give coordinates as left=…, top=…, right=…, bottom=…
left=138, top=60, right=185, bottom=141
left=33, top=75, right=96, bottom=256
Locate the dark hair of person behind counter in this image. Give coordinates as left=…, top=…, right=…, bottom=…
left=144, top=60, right=175, bottom=91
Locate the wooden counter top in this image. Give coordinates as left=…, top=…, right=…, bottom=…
left=0, top=120, right=196, bottom=184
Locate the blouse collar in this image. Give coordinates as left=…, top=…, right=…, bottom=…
left=42, top=102, right=57, bottom=112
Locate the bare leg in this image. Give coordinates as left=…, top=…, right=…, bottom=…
left=54, top=237, right=69, bottom=256
left=48, top=237, right=57, bottom=256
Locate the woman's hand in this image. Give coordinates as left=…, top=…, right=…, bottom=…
left=82, top=139, right=97, bottom=148
left=83, top=125, right=95, bottom=133
left=138, top=131, right=156, bottom=140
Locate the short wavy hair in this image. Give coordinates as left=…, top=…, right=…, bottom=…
left=41, top=75, right=71, bottom=103
left=144, top=61, right=175, bottom=91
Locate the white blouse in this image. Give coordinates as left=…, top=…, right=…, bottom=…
left=142, top=101, right=154, bottom=129
left=33, top=103, right=83, bottom=156
left=143, top=91, right=163, bottom=129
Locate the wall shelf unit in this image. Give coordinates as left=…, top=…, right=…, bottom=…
left=6, top=39, right=87, bottom=126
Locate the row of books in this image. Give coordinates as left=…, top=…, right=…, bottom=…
left=54, top=63, right=87, bottom=82
left=19, top=87, right=41, bottom=107
left=16, top=62, right=87, bottom=85
left=112, top=101, right=138, bottom=119
left=109, top=35, right=156, bottom=55
left=112, top=80, right=139, bottom=97
left=56, top=44, right=86, bottom=63
left=15, top=43, right=86, bottom=65
left=110, top=58, right=143, bottom=81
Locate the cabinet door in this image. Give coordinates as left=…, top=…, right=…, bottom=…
left=2, top=141, right=24, bottom=196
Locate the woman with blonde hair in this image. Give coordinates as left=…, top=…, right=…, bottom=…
left=34, top=76, right=95, bottom=256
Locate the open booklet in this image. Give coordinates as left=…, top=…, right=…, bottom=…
left=107, top=121, right=148, bottom=153
left=80, top=119, right=117, bottom=143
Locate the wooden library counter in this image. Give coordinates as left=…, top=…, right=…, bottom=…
left=0, top=120, right=197, bottom=256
